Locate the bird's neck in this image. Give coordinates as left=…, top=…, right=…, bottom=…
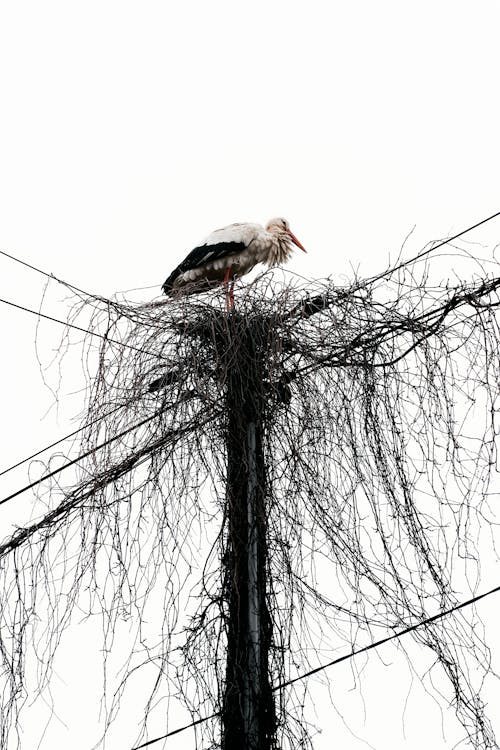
left=266, top=232, right=293, bottom=267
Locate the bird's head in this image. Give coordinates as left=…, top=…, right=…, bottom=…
left=265, top=217, right=307, bottom=253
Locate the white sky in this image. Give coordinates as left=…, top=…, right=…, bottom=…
left=1, top=2, right=500, bottom=749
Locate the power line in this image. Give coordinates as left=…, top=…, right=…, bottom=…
left=0, top=409, right=164, bottom=507
left=0, top=247, right=110, bottom=301
left=0, top=296, right=164, bottom=360
left=367, top=208, right=500, bottom=286
left=0, top=408, right=219, bottom=562
left=291, top=209, right=500, bottom=322
left=0, top=400, right=134, bottom=479
left=132, top=714, right=220, bottom=749
left=275, top=582, right=500, bottom=690
left=0, top=359, right=194, bottom=480
left=130, top=581, right=500, bottom=749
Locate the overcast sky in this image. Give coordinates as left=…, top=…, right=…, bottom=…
left=1, top=2, right=500, bottom=749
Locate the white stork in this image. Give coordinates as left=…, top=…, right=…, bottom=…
left=162, top=217, right=306, bottom=308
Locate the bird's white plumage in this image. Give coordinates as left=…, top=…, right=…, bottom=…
left=202, top=222, right=263, bottom=247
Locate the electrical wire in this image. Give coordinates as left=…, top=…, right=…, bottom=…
left=0, top=408, right=164, bottom=507
left=130, top=581, right=500, bottom=749
left=365, top=208, right=500, bottom=287
left=0, top=399, right=137, bottom=479
left=132, top=714, right=219, bottom=749
left=0, top=358, right=193, bottom=480
left=0, top=247, right=109, bottom=301
left=0, top=296, right=164, bottom=359
left=274, top=582, right=500, bottom=690
left=286, top=210, right=500, bottom=323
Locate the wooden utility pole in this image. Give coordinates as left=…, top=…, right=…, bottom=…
left=221, top=315, right=276, bottom=750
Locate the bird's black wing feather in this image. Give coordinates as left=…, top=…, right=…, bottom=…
left=162, top=241, right=246, bottom=293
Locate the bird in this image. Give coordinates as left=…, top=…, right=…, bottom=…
left=161, top=217, right=307, bottom=309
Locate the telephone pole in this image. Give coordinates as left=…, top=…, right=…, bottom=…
left=221, top=314, right=276, bottom=750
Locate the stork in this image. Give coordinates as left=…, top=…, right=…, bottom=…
left=162, top=217, right=306, bottom=309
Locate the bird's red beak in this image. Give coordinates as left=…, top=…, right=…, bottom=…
left=286, top=229, right=307, bottom=253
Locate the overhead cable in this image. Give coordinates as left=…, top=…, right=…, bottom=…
left=0, top=296, right=164, bottom=359
left=0, top=247, right=110, bottom=301
left=130, top=581, right=500, bottom=748
left=0, top=400, right=137, bottom=479
left=366, top=208, right=500, bottom=286
left=0, top=409, right=164, bottom=507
